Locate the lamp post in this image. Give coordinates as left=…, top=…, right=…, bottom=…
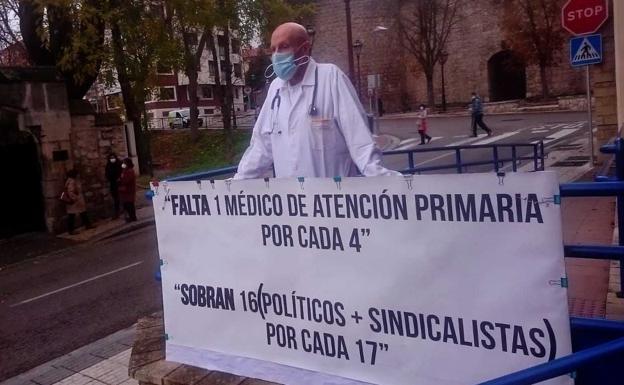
left=439, top=50, right=449, bottom=112
left=344, top=0, right=355, bottom=83
left=306, top=26, right=316, bottom=54
left=353, top=39, right=363, bottom=99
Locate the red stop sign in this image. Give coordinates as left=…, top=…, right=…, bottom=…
left=562, top=0, right=609, bottom=35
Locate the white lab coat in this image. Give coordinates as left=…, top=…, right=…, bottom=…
left=234, top=58, right=399, bottom=179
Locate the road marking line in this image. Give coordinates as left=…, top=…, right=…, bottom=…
left=395, top=137, right=443, bottom=150
left=531, top=129, right=550, bottom=133
left=445, top=134, right=487, bottom=147
left=9, top=261, right=144, bottom=307
left=472, top=130, right=520, bottom=145
left=542, top=128, right=579, bottom=144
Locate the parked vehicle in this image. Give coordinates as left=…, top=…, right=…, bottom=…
left=167, top=109, right=203, bottom=129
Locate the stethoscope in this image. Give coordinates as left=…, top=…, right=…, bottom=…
left=268, top=67, right=319, bottom=135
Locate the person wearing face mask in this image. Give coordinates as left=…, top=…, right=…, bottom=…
left=417, top=104, right=432, bottom=145
left=234, top=22, right=399, bottom=179
left=469, top=92, right=492, bottom=137
left=105, top=153, right=122, bottom=219
left=118, top=158, right=137, bottom=222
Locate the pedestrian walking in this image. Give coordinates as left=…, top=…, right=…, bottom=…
left=470, top=92, right=492, bottom=137
left=417, top=104, right=432, bottom=145
left=105, top=153, right=122, bottom=219
left=61, top=169, right=93, bottom=235
left=118, top=158, right=137, bottom=222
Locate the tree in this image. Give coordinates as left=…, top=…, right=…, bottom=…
left=165, top=0, right=217, bottom=142
left=398, top=0, right=460, bottom=108
left=105, top=0, right=173, bottom=174
left=501, top=0, right=566, bottom=99
left=17, top=0, right=106, bottom=99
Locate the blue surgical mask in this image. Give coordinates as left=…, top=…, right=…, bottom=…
left=272, top=51, right=298, bottom=81
left=265, top=44, right=309, bottom=80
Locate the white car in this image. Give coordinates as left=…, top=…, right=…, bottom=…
left=167, top=109, right=203, bottom=129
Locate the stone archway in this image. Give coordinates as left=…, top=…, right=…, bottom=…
left=0, top=109, right=46, bottom=238
left=487, top=50, right=527, bottom=102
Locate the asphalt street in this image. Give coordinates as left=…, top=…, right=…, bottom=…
left=0, top=226, right=162, bottom=381
left=0, top=111, right=589, bottom=381
left=378, top=111, right=589, bottom=173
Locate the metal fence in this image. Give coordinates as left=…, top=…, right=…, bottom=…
left=159, top=139, right=624, bottom=384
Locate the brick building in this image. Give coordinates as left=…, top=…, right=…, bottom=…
left=308, top=0, right=606, bottom=113
left=91, top=31, right=246, bottom=129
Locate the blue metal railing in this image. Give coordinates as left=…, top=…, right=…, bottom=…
left=163, top=142, right=546, bottom=182
left=156, top=138, right=624, bottom=384
left=384, top=141, right=545, bottom=174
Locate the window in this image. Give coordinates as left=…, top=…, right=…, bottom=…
left=147, top=112, right=154, bottom=119
left=162, top=111, right=169, bottom=117
left=234, top=87, right=239, bottom=99
left=106, top=93, right=123, bottom=110
left=199, top=85, right=213, bottom=99
left=158, top=87, right=176, bottom=101
left=185, top=33, right=198, bottom=46
left=204, top=108, right=214, bottom=115
left=157, top=62, right=173, bottom=74
left=208, top=61, right=216, bottom=76
left=231, top=38, right=240, bottom=54
left=234, top=63, right=242, bottom=78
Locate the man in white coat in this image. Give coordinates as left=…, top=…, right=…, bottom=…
left=234, top=22, right=399, bottom=179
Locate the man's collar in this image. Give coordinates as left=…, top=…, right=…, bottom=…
left=275, top=57, right=317, bottom=89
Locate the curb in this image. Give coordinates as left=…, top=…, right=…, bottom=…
left=381, top=108, right=581, bottom=120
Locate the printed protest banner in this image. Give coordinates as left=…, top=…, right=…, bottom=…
left=152, top=172, right=572, bottom=385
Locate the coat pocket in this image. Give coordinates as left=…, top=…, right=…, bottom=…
left=310, top=118, right=337, bottom=150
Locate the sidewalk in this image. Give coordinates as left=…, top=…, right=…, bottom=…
left=3, top=140, right=624, bottom=385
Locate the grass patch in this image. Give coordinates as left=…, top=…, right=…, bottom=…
left=150, top=130, right=251, bottom=178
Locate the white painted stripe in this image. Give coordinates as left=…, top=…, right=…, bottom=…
left=394, top=137, right=443, bottom=150
left=543, top=128, right=579, bottom=144
left=445, top=134, right=487, bottom=147
left=9, top=261, right=144, bottom=307
left=472, top=130, right=520, bottom=145
left=531, top=129, right=550, bottom=134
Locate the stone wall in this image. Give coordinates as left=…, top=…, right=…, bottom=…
left=308, top=0, right=587, bottom=111
left=70, top=104, right=128, bottom=221
left=592, top=13, right=618, bottom=161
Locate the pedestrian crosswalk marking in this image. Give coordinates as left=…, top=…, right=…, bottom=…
left=472, top=130, right=520, bottom=145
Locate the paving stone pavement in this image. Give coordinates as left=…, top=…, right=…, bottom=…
left=0, top=328, right=136, bottom=385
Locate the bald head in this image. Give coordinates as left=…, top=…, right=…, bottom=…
left=270, top=22, right=310, bottom=55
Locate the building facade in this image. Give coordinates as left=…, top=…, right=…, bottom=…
left=91, top=31, right=247, bottom=129
left=308, top=0, right=595, bottom=113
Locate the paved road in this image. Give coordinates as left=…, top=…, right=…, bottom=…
left=0, top=111, right=589, bottom=381
left=0, top=227, right=162, bottom=381
left=378, top=111, right=588, bottom=173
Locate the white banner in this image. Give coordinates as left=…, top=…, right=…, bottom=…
left=153, top=173, right=572, bottom=385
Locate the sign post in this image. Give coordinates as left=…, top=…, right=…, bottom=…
left=570, top=34, right=603, bottom=164
left=562, top=0, right=608, bottom=164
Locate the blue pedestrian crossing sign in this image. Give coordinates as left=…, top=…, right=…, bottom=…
left=570, top=34, right=602, bottom=67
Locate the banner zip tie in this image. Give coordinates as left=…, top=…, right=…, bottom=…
left=561, top=277, right=568, bottom=288
left=264, top=177, right=270, bottom=188
left=225, top=179, right=232, bottom=192
left=403, top=175, right=413, bottom=190
left=496, top=171, right=505, bottom=185
left=298, top=177, right=305, bottom=189
left=333, top=176, right=342, bottom=190
left=554, top=195, right=561, bottom=205
left=569, top=371, right=577, bottom=379
left=196, top=180, right=202, bottom=190
left=210, top=180, right=215, bottom=189
left=164, top=333, right=169, bottom=340
left=159, top=259, right=165, bottom=266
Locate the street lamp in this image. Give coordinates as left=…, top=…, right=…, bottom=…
left=344, top=0, right=355, bottom=83
left=306, top=26, right=316, bottom=54
left=439, top=50, right=449, bottom=112
left=353, top=39, right=363, bottom=99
